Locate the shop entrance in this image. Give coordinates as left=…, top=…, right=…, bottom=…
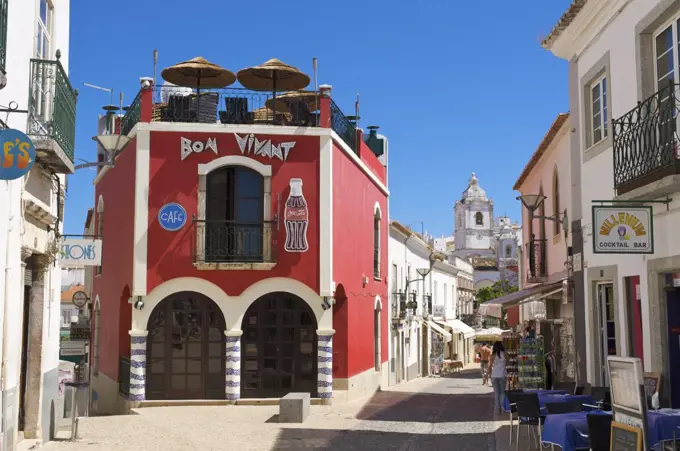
left=240, top=292, right=317, bottom=398
left=146, top=292, right=226, bottom=400
left=597, top=283, right=616, bottom=386
left=667, top=288, right=680, bottom=408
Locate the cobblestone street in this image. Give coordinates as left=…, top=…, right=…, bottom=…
left=45, top=367, right=511, bottom=451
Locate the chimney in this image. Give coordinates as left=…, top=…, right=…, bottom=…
left=364, top=125, right=384, bottom=157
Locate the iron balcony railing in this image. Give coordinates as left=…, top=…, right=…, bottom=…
left=613, top=81, right=680, bottom=193
left=391, top=292, right=407, bottom=321
left=193, top=219, right=276, bottom=264
left=0, top=0, right=7, bottom=74
left=119, top=356, right=131, bottom=398
left=120, top=89, right=142, bottom=136
left=27, top=54, right=78, bottom=161
left=330, top=99, right=358, bottom=155
left=527, top=238, right=547, bottom=282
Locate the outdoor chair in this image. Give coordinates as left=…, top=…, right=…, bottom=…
left=220, top=97, right=249, bottom=124
left=575, top=385, right=586, bottom=395
left=514, top=393, right=543, bottom=451
left=163, top=95, right=195, bottom=122
left=191, top=92, right=219, bottom=123
left=287, top=99, right=312, bottom=126
left=584, top=387, right=611, bottom=411
left=545, top=401, right=582, bottom=414
left=553, top=382, right=576, bottom=394
left=505, top=389, right=523, bottom=447
left=585, top=413, right=612, bottom=451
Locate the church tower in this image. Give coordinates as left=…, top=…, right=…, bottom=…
left=454, top=173, right=495, bottom=257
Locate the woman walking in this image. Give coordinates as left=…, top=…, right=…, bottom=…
left=487, top=341, right=507, bottom=415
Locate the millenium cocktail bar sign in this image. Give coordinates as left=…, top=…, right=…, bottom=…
left=592, top=206, right=653, bottom=254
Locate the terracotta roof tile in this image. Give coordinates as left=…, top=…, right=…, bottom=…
left=541, top=0, right=588, bottom=49
left=61, top=285, right=85, bottom=302
left=513, top=113, right=570, bottom=191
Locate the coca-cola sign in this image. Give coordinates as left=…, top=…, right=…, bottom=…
left=235, top=133, right=296, bottom=161
left=284, top=178, right=309, bottom=253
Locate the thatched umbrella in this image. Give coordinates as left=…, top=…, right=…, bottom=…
left=237, top=59, right=310, bottom=119
left=264, top=90, right=318, bottom=113
left=161, top=57, right=236, bottom=120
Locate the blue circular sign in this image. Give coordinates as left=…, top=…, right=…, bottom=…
left=0, top=129, right=36, bottom=181
left=158, top=203, right=187, bottom=232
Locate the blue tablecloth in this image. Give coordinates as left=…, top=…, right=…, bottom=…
left=503, top=392, right=593, bottom=412
left=648, top=410, right=680, bottom=449
left=541, top=409, right=680, bottom=451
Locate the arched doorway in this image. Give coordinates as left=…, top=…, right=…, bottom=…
left=146, top=292, right=226, bottom=400
left=241, top=292, right=317, bottom=398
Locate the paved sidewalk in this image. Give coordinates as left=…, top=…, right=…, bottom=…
left=44, top=367, right=512, bottom=451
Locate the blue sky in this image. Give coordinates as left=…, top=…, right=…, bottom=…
left=64, top=0, right=570, bottom=237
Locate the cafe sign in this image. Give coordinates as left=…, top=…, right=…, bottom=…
left=592, top=206, right=653, bottom=254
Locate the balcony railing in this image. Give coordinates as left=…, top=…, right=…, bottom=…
left=391, top=292, right=407, bottom=321
left=193, top=219, right=276, bottom=264
left=121, top=89, right=142, bottom=136
left=613, top=81, right=680, bottom=194
left=119, top=356, right=130, bottom=398
left=27, top=55, right=77, bottom=164
left=527, top=238, right=547, bottom=282
left=330, top=99, right=358, bottom=155
left=0, top=0, right=7, bottom=74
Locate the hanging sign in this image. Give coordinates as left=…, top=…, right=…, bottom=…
left=0, top=129, right=36, bottom=180
left=60, top=239, right=102, bottom=267
left=592, top=206, right=653, bottom=254
left=158, top=203, right=187, bottom=232
left=72, top=291, right=89, bottom=308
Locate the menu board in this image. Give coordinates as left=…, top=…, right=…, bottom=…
left=610, top=422, right=642, bottom=451
left=608, top=358, right=644, bottom=413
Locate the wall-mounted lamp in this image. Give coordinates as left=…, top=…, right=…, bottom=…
left=133, top=296, right=144, bottom=310
left=517, top=194, right=569, bottom=239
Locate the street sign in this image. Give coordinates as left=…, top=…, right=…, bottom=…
left=592, top=206, right=653, bottom=254
left=158, top=203, right=187, bottom=232
left=60, top=238, right=102, bottom=267
left=0, top=129, right=36, bottom=180
left=72, top=291, right=88, bottom=308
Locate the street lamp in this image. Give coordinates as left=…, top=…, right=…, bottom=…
left=517, top=194, right=569, bottom=238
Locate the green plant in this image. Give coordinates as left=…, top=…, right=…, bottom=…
left=476, top=280, right=518, bottom=303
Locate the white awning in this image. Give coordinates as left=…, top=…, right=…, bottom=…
left=427, top=320, right=452, bottom=343
left=436, top=319, right=475, bottom=339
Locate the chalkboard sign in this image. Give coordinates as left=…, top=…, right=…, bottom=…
left=643, top=372, right=660, bottom=399
left=610, top=421, right=642, bottom=451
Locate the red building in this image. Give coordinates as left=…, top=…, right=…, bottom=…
left=88, top=79, right=389, bottom=413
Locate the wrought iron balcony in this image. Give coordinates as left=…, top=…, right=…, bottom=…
left=330, top=99, right=358, bottom=155
left=527, top=238, right=547, bottom=283
left=0, top=0, right=7, bottom=74
left=193, top=219, right=276, bottom=265
left=27, top=52, right=77, bottom=173
left=613, top=81, right=680, bottom=194
left=391, top=292, right=407, bottom=323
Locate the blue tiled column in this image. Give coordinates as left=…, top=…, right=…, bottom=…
left=129, top=330, right=148, bottom=401
left=316, top=329, right=335, bottom=405
left=225, top=330, right=242, bottom=403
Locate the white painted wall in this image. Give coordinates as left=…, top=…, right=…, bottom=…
left=0, top=0, right=71, bottom=445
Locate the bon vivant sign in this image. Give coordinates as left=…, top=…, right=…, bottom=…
left=592, top=206, right=653, bottom=254
left=60, top=239, right=102, bottom=267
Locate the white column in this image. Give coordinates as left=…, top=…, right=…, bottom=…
left=317, top=329, right=335, bottom=405
left=225, top=330, right=242, bottom=402
left=129, top=330, right=148, bottom=401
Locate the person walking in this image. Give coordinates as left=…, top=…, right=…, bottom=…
left=479, top=343, right=491, bottom=385
left=488, top=341, right=507, bottom=416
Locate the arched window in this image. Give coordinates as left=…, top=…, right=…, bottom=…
left=96, top=196, right=104, bottom=275
left=475, top=212, right=483, bottom=226
left=374, top=205, right=381, bottom=278
left=553, top=167, right=561, bottom=236
left=93, top=297, right=101, bottom=375
left=505, top=245, right=512, bottom=258
left=205, top=166, right=264, bottom=262
left=374, top=298, right=382, bottom=372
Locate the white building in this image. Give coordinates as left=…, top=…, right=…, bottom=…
left=453, top=173, right=522, bottom=290
left=542, top=0, right=680, bottom=405
left=387, top=220, right=474, bottom=387
left=0, top=0, right=75, bottom=448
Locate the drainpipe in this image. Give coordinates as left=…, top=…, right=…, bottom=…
left=2, top=180, right=15, bottom=436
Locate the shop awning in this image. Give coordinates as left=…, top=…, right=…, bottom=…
left=474, top=327, right=509, bottom=340
left=427, top=320, right=452, bottom=343
left=436, top=319, right=475, bottom=339
left=484, top=280, right=564, bottom=309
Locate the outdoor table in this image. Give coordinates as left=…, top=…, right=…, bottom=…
left=503, top=392, right=592, bottom=412
left=540, top=409, right=680, bottom=451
